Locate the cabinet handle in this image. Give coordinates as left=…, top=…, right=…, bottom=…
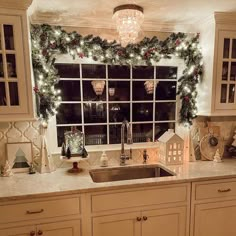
left=136, top=217, right=142, bottom=221
left=37, top=230, right=43, bottom=235
left=143, top=216, right=148, bottom=221
left=218, top=188, right=231, bottom=193
left=26, top=209, right=44, bottom=214
left=30, top=231, right=36, bottom=236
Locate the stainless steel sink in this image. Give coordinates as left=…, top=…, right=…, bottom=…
left=89, top=165, right=174, bottom=183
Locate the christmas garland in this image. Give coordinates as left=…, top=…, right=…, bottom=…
left=31, top=24, right=203, bottom=125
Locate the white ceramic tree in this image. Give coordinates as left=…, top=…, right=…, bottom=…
left=213, top=149, right=222, bottom=162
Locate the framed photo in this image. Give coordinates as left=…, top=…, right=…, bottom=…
left=6, top=142, right=33, bottom=173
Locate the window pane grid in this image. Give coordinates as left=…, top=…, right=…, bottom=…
left=55, top=63, right=178, bottom=146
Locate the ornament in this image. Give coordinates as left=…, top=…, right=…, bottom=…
left=209, top=136, right=218, bottom=147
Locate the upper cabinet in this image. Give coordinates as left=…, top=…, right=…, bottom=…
left=0, top=1, right=34, bottom=122
left=197, top=12, right=236, bottom=116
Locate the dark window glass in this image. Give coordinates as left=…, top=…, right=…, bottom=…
left=133, top=124, right=153, bottom=143
left=109, top=124, right=122, bottom=144
left=57, top=126, right=82, bottom=147
left=155, top=123, right=175, bottom=141
left=156, top=66, right=177, bottom=79
left=133, top=81, right=154, bottom=101
left=156, top=81, right=177, bottom=100
left=133, top=103, right=153, bottom=121
left=155, top=103, right=176, bottom=121
left=223, top=38, right=230, bottom=58
left=230, top=62, right=236, bottom=81
left=56, top=104, right=81, bottom=124
left=229, top=84, right=235, bottom=103
left=133, top=66, right=154, bottom=79
left=83, top=102, right=106, bottom=123
left=108, top=81, right=130, bottom=101
left=108, top=65, right=130, bottom=78
left=0, top=54, right=4, bottom=78
left=220, top=84, right=227, bottom=103
left=85, top=125, right=107, bottom=145
left=109, top=103, right=130, bottom=122
left=55, top=64, right=80, bottom=78
left=222, top=62, right=228, bottom=81
left=9, top=82, right=19, bottom=105
left=232, top=39, right=236, bottom=59
left=4, top=25, right=14, bottom=50
left=6, top=54, right=17, bottom=78
left=82, top=64, right=105, bottom=78
left=83, top=80, right=106, bottom=101
left=56, top=80, right=81, bottom=101
left=0, top=82, right=6, bottom=106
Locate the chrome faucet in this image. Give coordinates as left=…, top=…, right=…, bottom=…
left=120, top=120, right=133, bottom=166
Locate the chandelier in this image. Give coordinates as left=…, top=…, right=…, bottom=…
left=113, top=4, right=144, bottom=46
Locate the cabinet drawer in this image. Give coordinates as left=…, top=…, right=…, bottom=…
left=92, top=184, right=189, bottom=212
left=195, top=179, right=236, bottom=200
left=0, top=196, right=80, bottom=224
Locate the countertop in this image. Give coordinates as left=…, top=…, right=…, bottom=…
left=1, top=159, right=236, bottom=201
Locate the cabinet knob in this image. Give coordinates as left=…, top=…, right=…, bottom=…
left=30, top=231, right=35, bottom=236
left=218, top=188, right=231, bottom=193
left=143, top=216, right=148, bottom=221
left=136, top=217, right=142, bottom=221
left=37, top=230, right=43, bottom=235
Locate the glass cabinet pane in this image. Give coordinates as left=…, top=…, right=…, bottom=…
left=155, top=123, right=175, bottom=141
left=132, top=103, right=153, bottom=121
left=232, top=39, right=236, bottom=59
left=9, top=82, right=19, bottom=105
left=156, top=81, right=177, bottom=100
left=230, top=62, right=236, bottom=81
left=156, top=66, right=177, bottom=79
left=4, top=25, right=14, bottom=50
left=56, top=104, right=82, bottom=124
left=155, top=102, right=176, bottom=121
left=0, top=54, right=4, bottom=78
left=223, top=38, right=230, bottom=58
left=82, top=64, right=105, bottom=78
left=133, top=124, right=153, bottom=142
left=108, top=81, right=130, bottom=101
left=133, top=81, right=154, bottom=101
left=83, top=102, right=106, bottom=123
left=55, top=64, right=80, bottom=78
left=132, top=66, right=154, bottom=79
left=229, top=84, right=235, bottom=103
left=222, top=62, right=228, bottom=81
left=56, top=80, right=81, bottom=101
left=108, top=65, right=130, bottom=79
left=109, top=124, right=122, bottom=144
left=220, top=84, right=227, bottom=103
left=0, top=82, right=6, bottom=105
left=85, top=125, right=107, bottom=145
left=109, top=103, right=130, bottom=122
left=6, top=54, right=17, bottom=77
left=83, top=80, right=106, bottom=101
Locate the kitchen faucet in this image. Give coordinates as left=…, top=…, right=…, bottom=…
left=120, top=120, right=133, bottom=165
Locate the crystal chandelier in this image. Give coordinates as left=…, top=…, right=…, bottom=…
left=113, top=4, right=144, bottom=46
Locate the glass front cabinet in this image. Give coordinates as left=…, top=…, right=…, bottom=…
left=0, top=5, right=34, bottom=121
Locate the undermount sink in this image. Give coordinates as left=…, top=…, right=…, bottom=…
left=89, top=165, right=174, bottom=183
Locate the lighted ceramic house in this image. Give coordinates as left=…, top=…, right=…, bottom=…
left=158, top=129, right=184, bottom=165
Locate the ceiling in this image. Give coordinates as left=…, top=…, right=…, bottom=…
left=29, top=0, right=236, bottom=32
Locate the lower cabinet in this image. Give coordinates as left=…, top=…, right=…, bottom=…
left=93, top=207, right=187, bottom=236
left=0, top=220, right=81, bottom=236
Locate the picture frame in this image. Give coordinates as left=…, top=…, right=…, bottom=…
left=6, top=142, right=33, bottom=173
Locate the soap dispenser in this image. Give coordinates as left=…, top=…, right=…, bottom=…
left=100, top=151, right=108, bottom=167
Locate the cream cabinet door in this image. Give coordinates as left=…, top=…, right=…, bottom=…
left=36, top=220, right=81, bottom=236
left=93, top=212, right=141, bottom=236
left=194, top=200, right=236, bottom=236
left=0, top=225, right=36, bottom=236
left=141, top=207, right=187, bottom=236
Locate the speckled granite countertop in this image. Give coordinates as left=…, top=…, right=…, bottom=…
left=1, top=159, right=236, bottom=201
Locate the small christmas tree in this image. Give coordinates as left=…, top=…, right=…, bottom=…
left=228, top=130, right=236, bottom=157
left=213, top=149, right=222, bottom=162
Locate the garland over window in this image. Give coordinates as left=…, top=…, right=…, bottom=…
left=31, top=24, right=203, bottom=126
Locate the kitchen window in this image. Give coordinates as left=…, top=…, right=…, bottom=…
left=54, top=62, right=179, bottom=148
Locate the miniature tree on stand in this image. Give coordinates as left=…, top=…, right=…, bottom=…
left=228, top=130, right=236, bottom=157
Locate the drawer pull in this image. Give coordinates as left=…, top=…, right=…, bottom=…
left=143, top=216, right=148, bottom=221
left=30, top=231, right=36, bottom=236
left=218, top=188, right=231, bottom=193
left=136, top=217, right=142, bottom=221
left=26, top=209, right=44, bottom=215
left=37, top=230, right=43, bottom=235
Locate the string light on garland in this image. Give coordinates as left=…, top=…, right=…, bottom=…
left=31, top=24, right=203, bottom=125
